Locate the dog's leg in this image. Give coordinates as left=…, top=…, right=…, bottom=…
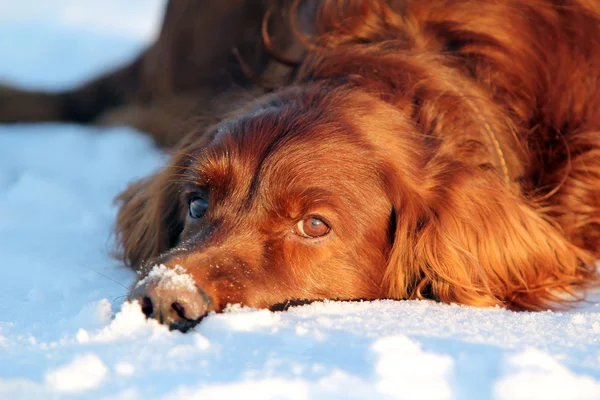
left=0, top=0, right=273, bottom=141
left=0, top=54, right=143, bottom=125
left=0, top=84, right=63, bottom=123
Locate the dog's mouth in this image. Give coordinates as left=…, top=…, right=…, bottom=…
left=166, top=310, right=208, bottom=333
left=268, top=298, right=318, bottom=312
left=132, top=293, right=385, bottom=332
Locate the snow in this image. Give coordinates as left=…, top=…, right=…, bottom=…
left=1, top=1, right=600, bottom=399
left=45, top=353, right=108, bottom=393
left=371, top=335, right=453, bottom=399
left=494, top=349, right=600, bottom=400
left=135, top=264, right=198, bottom=293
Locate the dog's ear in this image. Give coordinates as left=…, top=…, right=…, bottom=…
left=383, top=162, right=598, bottom=310
left=114, top=168, right=184, bottom=270
left=113, top=128, right=214, bottom=270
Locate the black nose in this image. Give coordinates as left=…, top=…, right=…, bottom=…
left=130, top=280, right=211, bottom=332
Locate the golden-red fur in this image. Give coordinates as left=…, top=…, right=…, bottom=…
left=111, top=0, right=600, bottom=319
left=3, top=0, right=598, bottom=326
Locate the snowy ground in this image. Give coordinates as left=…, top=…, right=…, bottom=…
left=1, top=2, right=600, bottom=399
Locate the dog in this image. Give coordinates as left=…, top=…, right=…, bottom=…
left=2, top=0, right=600, bottom=332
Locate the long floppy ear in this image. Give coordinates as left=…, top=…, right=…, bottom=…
left=113, top=128, right=215, bottom=270
left=113, top=167, right=184, bottom=270
left=384, top=162, right=598, bottom=310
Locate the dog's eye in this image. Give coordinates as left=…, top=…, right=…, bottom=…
left=295, top=217, right=330, bottom=238
left=188, top=197, right=208, bottom=219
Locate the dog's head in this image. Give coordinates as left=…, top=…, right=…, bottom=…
left=117, top=58, right=594, bottom=331
left=118, top=85, right=431, bottom=330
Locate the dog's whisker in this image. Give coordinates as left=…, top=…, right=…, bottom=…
left=88, top=268, right=129, bottom=290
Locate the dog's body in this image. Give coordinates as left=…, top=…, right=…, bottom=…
left=3, top=0, right=600, bottom=331
left=0, top=0, right=304, bottom=146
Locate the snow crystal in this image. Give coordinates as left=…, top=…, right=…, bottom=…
left=371, top=335, right=454, bottom=400
left=166, top=378, right=310, bottom=400
left=45, top=353, right=108, bottom=393
left=76, top=329, right=90, bottom=343
left=295, top=325, right=309, bottom=336
left=73, top=298, right=114, bottom=327
left=494, top=348, right=600, bottom=400
left=195, top=334, right=211, bottom=350
left=114, top=362, right=135, bottom=377
left=0, top=378, right=45, bottom=400
left=214, top=305, right=282, bottom=331
left=79, top=300, right=167, bottom=343
left=99, top=388, right=140, bottom=400
left=135, top=264, right=197, bottom=292
left=571, top=313, right=586, bottom=324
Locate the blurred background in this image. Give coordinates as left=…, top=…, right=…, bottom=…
left=0, top=0, right=166, bottom=90
left=0, top=0, right=169, bottom=331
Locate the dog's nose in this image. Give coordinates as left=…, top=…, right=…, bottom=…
left=130, top=280, right=211, bottom=332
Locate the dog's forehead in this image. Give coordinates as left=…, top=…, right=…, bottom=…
left=182, top=101, right=391, bottom=212
left=184, top=88, right=421, bottom=204
left=208, top=107, right=377, bottom=180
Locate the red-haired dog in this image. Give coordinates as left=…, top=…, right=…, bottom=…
left=2, top=0, right=600, bottom=331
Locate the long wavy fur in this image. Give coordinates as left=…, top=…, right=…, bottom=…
left=115, top=0, right=600, bottom=311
